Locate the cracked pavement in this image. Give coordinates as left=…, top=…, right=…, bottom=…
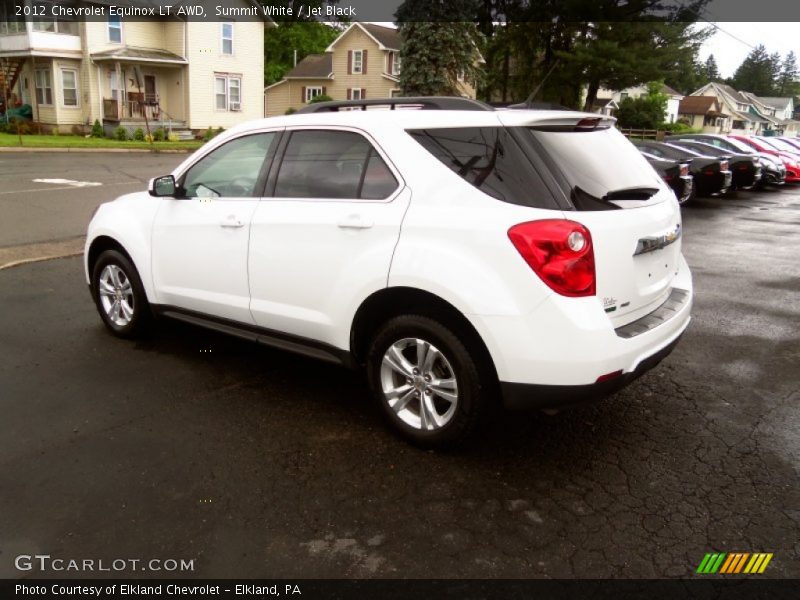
left=0, top=160, right=798, bottom=578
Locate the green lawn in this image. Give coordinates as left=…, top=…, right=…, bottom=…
left=0, top=133, right=204, bottom=152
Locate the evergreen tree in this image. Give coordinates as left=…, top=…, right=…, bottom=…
left=777, top=51, right=799, bottom=96
left=731, top=44, right=777, bottom=95
left=396, top=1, right=484, bottom=96
left=704, top=54, right=720, bottom=82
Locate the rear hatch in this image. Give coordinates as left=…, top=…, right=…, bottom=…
left=509, top=120, right=683, bottom=326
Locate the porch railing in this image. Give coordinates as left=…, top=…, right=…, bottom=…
left=102, top=94, right=161, bottom=120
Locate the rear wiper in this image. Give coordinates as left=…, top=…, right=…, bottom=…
left=603, top=187, right=659, bottom=201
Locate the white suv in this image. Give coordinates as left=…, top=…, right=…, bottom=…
left=85, top=97, right=692, bottom=447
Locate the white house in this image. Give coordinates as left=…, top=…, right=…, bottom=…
left=594, top=83, right=684, bottom=123
left=0, top=0, right=272, bottom=135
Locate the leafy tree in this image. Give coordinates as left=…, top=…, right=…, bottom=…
left=396, top=0, right=484, bottom=96
left=615, top=82, right=669, bottom=129
left=731, top=44, right=777, bottom=95
left=263, top=21, right=339, bottom=86
left=90, top=119, right=104, bottom=138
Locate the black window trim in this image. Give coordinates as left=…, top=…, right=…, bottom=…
left=406, top=126, right=570, bottom=211
left=265, top=125, right=404, bottom=203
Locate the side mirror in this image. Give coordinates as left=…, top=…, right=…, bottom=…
left=149, top=175, right=176, bottom=197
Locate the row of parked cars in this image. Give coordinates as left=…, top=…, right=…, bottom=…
left=634, top=134, right=800, bottom=204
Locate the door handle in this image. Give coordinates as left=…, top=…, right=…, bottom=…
left=337, top=214, right=374, bottom=229
left=220, top=215, right=244, bottom=228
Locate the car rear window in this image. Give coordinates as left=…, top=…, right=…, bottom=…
left=406, top=127, right=561, bottom=209
left=520, top=127, right=663, bottom=203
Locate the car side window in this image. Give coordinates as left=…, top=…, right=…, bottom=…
left=182, top=133, right=276, bottom=198
left=274, top=130, right=398, bottom=200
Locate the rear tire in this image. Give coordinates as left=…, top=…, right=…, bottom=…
left=366, top=315, right=494, bottom=449
left=91, top=249, right=152, bottom=339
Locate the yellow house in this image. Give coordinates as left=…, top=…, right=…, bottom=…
left=0, top=0, right=270, bottom=136
left=264, top=23, right=478, bottom=117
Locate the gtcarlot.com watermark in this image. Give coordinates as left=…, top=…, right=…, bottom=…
left=15, top=554, right=195, bottom=573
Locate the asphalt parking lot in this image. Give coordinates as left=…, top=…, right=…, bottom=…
left=1, top=153, right=799, bottom=579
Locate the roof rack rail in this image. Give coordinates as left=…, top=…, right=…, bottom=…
left=295, top=96, right=495, bottom=114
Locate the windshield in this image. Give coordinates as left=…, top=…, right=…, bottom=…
left=720, top=137, right=759, bottom=154
left=761, top=137, right=800, bottom=153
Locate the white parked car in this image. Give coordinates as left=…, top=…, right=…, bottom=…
left=85, top=97, right=692, bottom=447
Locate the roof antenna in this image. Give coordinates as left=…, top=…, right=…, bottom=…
left=524, top=59, right=560, bottom=108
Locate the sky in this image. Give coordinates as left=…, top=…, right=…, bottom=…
left=699, top=22, right=800, bottom=79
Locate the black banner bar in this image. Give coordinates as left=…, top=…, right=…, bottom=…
left=2, top=0, right=800, bottom=22
left=4, top=579, right=800, bottom=600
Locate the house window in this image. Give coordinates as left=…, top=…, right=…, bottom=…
left=0, top=20, right=25, bottom=35
left=60, top=69, right=78, bottom=107
left=350, top=88, right=364, bottom=100
left=620, top=92, right=629, bottom=100
left=388, top=51, right=401, bottom=76
left=221, top=23, right=233, bottom=55
left=108, top=15, right=122, bottom=43
left=214, top=74, right=242, bottom=111
left=35, top=69, right=53, bottom=105
left=32, top=20, right=56, bottom=33
left=352, top=50, right=363, bottom=74
left=305, top=86, right=323, bottom=103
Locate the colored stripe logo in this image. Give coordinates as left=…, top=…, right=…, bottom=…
left=696, top=552, right=773, bottom=574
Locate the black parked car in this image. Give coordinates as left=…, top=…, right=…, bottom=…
left=666, top=134, right=785, bottom=186
left=640, top=152, right=693, bottom=204
left=666, top=139, right=761, bottom=190
left=633, top=140, right=732, bottom=197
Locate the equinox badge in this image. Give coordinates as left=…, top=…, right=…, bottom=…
left=634, top=224, right=682, bottom=256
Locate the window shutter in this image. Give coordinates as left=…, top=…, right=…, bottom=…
left=361, top=89, right=366, bottom=99
left=347, top=51, right=352, bottom=75
left=362, top=49, right=368, bottom=74
left=347, top=88, right=351, bottom=100
left=301, top=86, right=306, bottom=103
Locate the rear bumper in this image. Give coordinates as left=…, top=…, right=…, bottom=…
left=501, top=333, right=683, bottom=410
left=470, top=254, right=692, bottom=408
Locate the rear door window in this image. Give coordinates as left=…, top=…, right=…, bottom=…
left=274, top=130, right=398, bottom=200
left=407, top=127, right=561, bottom=209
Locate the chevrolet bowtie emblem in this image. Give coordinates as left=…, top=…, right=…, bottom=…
left=634, top=224, right=682, bottom=256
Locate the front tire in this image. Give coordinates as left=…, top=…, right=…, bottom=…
left=366, top=315, right=494, bottom=449
left=91, top=249, right=151, bottom=339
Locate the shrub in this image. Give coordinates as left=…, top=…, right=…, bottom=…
left=91, top=119, right=104, bottom=138
left=167, top=132, right=179, bottom=142
left=659, top=121, right=698, bottom=134
left=132, top=127, right=145, bottom=141
left=215, top=126, right=224, bottom=136
left=285, top=107, right=297, bottom=115
left=203, top=127, right=215, bottom=141
left=0, top=122, right=8, bottom=134
left=51, top=126, right=60, bottom=136
left=308, top=93, right=333, bottom=104
left=114, top=125, right=129, bottom=141
left=152, top=128, right=165, bottom=141
left=144, top=134, right=154, bottom=143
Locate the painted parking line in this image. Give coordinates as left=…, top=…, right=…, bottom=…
left=32, top=178, right=103, bottom=187
left=0, top=181, right=141, bottom=196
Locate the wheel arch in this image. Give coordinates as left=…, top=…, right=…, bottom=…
left=350, top=287, right=499, bottom=382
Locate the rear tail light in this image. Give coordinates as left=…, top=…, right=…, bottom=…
left=508, top=220, right=596, bottom=297
left=575, top=118, right=601, bottom=131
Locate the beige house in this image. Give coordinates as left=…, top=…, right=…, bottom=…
left=677, top=96, right=730, bottom=133
left=0, top=0, right=270, bottom=136
left=264, top=23, right=478, bottom=117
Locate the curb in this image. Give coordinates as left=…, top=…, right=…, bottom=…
left=0, top=251, right=82, bottom=271
left=0, top=146, right=195, bottom=154
left=0, top=236, right=85, bottom=271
